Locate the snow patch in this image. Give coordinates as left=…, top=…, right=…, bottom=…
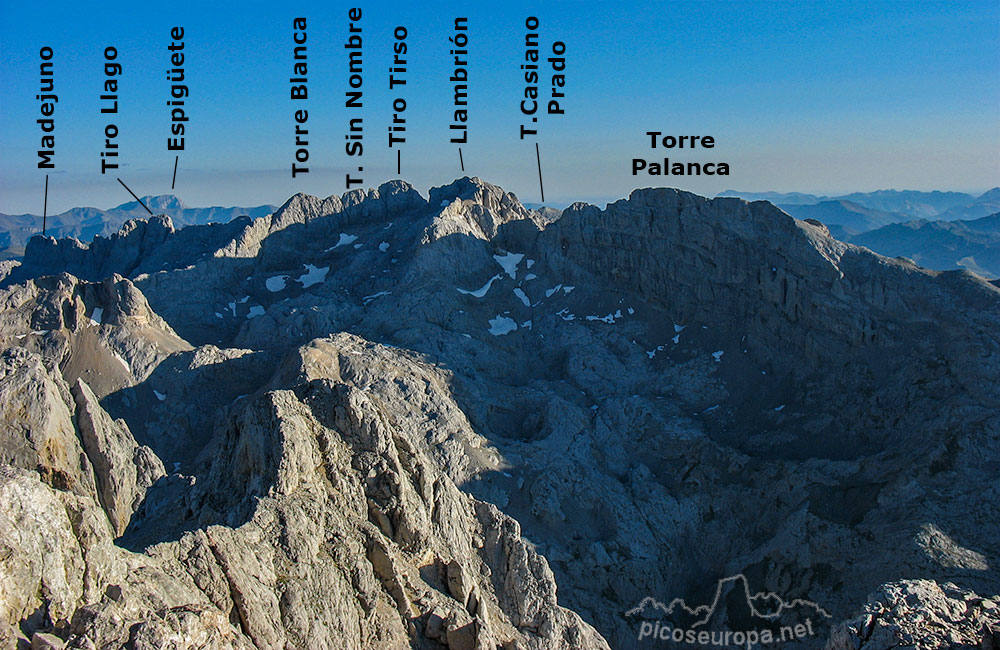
left=458, top=274, right=502, bottom=298
left=674, top=323, right=686, bottom=333
left=297, top=264, right=329, bottom=288
left=265, top=275, right=288, bottom=292
left=488, top=316, right=518, bottom=336
left=363, top=290, right=391, bottom=305
left=586, top=309, right=623, bottom=324
left=326, top=233, right=358, bottom=251
left=526, top=259, right=535, bottom=269
left=247, top=305, right=266, bottom=319
left=513, top=288, right=530, bottom=306
left=562, top=285, right=575, bottom=294
left=545, top=284, right=563, bottom=298
left=153, top=390, right=166, bottom=401
left=89, top=307, right=103, bottom=326
left=556, top=309, right=575, bottom=321
left=774, top=405, right=786, bottom=412
left=378, top=241, right=390, bottom=252
left=712, top=350, right=724, bottom=362
left=494, top=252, right=524, bottom=279
left=113, top=354, right=131, bottom=374
left=524, top=273, right=537, bottom=281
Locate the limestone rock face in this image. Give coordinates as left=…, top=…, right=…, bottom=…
left=425, top=176, right=538, bottom=242
left=0, top=178, right=996, bottom=649
left=71, top=378, right=164, bottom=536
left=0, top=347, right=96, bottom=498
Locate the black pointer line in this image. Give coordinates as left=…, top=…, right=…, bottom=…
left=171, top=155, right=179, bottom=189
left=397, top=149, right=401, bottom=175
left=43, top=174, right=49, bottom=236
left=117, top=178, right=153, bottom=215
left=535, top=142, right=545, bottom=203
left=459, top=147, right=465, bottom=172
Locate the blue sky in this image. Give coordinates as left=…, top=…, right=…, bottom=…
left=1, top=0, right=998, bottom=213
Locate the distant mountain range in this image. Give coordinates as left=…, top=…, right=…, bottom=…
left=719, top=188, right=995, bottom=221
left=0, top=196, right=275, bottom=259
left=775, top=200, right=905, bottom=238
left=848, top=212, right=1000, bottom=278
left=719, top=187, right=1000, bottom=278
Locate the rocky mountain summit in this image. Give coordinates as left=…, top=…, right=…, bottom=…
left=0, top=177, right=997, bottom=649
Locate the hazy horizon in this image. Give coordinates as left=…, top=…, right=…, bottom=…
left=3, top=178, right=998, bottom=217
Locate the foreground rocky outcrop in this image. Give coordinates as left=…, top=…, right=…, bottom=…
left=0, top=333, right=607, bottom=649
left=0, top=178, right=996, bottom=649
left=825, top=580, right=999, bottom=650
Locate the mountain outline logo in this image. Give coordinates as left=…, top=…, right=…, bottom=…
left=626, top=573, right=831, bottom=625
left=626, top=574, right=832, bottom=646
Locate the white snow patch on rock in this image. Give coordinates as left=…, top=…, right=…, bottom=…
left=493, top=252, right=524, bottom=279
left=545, top=284, right=563, bottom=298
left=458, top=274, right=502, bottom=298
left=89, top=307, right=103, bottom=326
left=363, top=290, right=391, bottom=305
left=297, top=264, right=329, bottom=288
left=513, top=288, right=530, bottom=306
left=247, top=305, right=266, bottom=319
left=378, top=241, right=390, bottom=252
left=153, top=390, right=166, bottom=401
left=265, top=275, right=288, bottom=292
left=488, top=316, right=518, bottom=336
left=586, top=310, right=623, bottom=324
left=712, top=350, right=724, bottom=362
left=326, top=233, right=358, bottom=251
left=113, top=354, right=131, bottom=374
